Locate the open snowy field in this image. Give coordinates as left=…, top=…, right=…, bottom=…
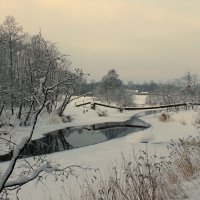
left=1, top=96, right=200, bottom=199
left=3, top=107, right=198, bottom=200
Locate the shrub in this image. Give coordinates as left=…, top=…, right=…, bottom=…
left=159, top=111, right=170, bottom=122
left=78, top=136, right=200, bottom=199
left=97, top=110, right=108, bottom=117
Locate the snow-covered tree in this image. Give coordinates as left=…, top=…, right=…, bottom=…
left=0, top=16, right=86, bottom=125
left=0, top=16, right=90, bottom=198
left=95, top=69, right=134, bottom=107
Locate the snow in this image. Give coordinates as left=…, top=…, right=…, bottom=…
left=134, top=94, right=148, bottom=106
left=135, top=110, right=198, bottom=144
left=39, top=77, right=46, bottom=84
left=0, top=136, right=29, bottom=191
left=38, top=77, right=45, bottom=95
left=1, top=96, right=200, bottom=199
left=4, top=163, right=60, bottom=188
left=5, top=111, right=200, bottom=199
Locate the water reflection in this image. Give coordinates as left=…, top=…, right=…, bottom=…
left=134, top=110, right=161, bottom=118
left=0, top=116, right=150, bottom=161
left=63, top=127, right=143, bottom=148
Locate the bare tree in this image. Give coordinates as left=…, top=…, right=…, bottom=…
left=0, top=16, right=24, bottom=115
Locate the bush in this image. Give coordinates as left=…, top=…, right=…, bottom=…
left=159, top=111, right=170, bottom=122
left=61, top=115, right=73, bottom=123
left=97, top=110, right=108, bottom=117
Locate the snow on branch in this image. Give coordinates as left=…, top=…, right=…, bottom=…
left=0, top=137, right=29, bottom=192
left=4, top=163, right=58, bottom=188
left=46, top=79, right=72, bottom=91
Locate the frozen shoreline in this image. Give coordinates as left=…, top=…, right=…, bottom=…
left=14, top=109, right=199, bottom=200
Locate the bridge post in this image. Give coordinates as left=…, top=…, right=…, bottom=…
left=91, top=103, right=96, bottom=110
left=119, top=108, right=123, bottom=113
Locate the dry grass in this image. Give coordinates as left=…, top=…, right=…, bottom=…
left=159, top=111, right=170, bottom=122
left=167, top=136, right=200, bottom=180
left=78, top=136, right=200, bottom=200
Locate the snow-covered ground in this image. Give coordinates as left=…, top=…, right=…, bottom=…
left=134, top=94, right=148, bottom=106
left=1, top=96, right=200, bottom=199
left=15, top=112, right=200, bottom=199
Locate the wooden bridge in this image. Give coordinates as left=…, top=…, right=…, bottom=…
left=75, top=97, right=95, bottom=107
left=75, top=101, right=200, bottom=111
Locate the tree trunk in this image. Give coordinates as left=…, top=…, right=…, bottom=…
left=17, top=101, right=23, bottom=119
left=0, top=105, right=5, bottom=116
left=57, top=94, right=71, bottom=116
left=25, top=101, right=34, bottom=125
left=11, top=100, right=14, bottom=116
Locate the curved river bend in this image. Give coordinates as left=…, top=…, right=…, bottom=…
left=0, top=111, right=159, bottom=161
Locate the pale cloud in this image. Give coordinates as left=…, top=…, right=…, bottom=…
left=0, top=0, right=200, bottom=82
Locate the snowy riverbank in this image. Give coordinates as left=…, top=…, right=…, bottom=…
left=12, top=108, right=200, bottom=200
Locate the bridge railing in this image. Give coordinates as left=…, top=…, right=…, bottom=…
left=75, top=101, right=200, bottom=111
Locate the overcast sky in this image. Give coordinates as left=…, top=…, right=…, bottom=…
left=1, top=0, right=200, bottom=83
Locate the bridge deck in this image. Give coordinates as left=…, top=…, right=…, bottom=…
left=75, top=101, right=200, bottom=110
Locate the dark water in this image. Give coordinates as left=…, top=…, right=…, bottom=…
left=134, top=110, right=162, bottom=118
left=61, top=126, right=148, bottom=149
left=33, top=116, right=150, bottom=152
left=0, top=113, right=152, bottom=161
